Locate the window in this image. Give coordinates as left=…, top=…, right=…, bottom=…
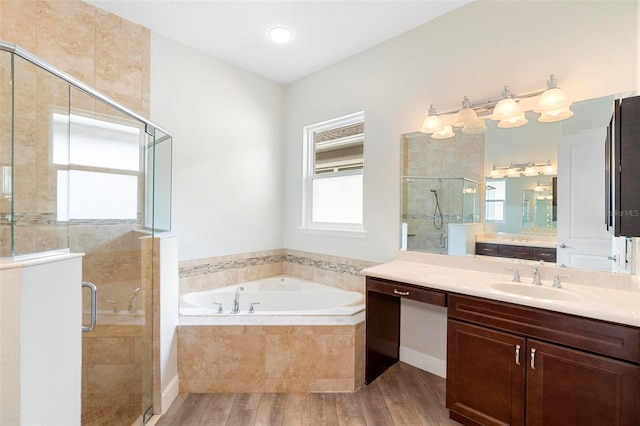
left=302, top=112, right=365, bottom=234
left=486, top=179, right=506, bottom=222
left=53, top=112, right=144, bottom=221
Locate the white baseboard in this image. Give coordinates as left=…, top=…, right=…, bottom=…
left=161, top=374, right=179, bottom=414
left=399, top=346, right=446, bottom=378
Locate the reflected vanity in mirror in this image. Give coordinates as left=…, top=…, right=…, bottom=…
left=401, top=93, right=634, bottom=274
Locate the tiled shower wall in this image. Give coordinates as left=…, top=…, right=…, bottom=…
left=179, top=249, right=378, bottom=294
left=1, top=2, right=152, bottom=424
left=401, top=132, right=485, bottom=253
left=0, top=0, right=150, bottom=259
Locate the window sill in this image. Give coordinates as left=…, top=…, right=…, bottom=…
left=298, top=227, right=368, bottom=239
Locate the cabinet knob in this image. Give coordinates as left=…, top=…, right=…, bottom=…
left=558, top=243, right=566, bottom=248
left=515, top=345, right=521, bottom=366
left=393, top=289, right=410, bottom=296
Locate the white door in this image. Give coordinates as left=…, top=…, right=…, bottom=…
left=557, top=128, right=615, bottom=272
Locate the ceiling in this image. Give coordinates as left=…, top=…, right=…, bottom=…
left=86, top=0, right=472, bottom=85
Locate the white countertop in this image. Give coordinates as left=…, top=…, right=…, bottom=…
left=361, top=252, right=640, bottom=327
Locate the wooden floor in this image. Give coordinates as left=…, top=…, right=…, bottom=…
left=156, top=362, right=462, bottom=425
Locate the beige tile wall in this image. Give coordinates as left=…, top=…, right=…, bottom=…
left=401, top=132, right=485, bottom=252
left=179, top=249, right=378, bottom=295
left=1, top=2, right=154, bottom=423
left=177, top=323, right=365, bottom=393
left=0, top=0, right=150, bottom=257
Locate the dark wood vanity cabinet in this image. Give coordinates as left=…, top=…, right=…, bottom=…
left=365, top=277, right=446, bottom=384
left=606, top=95, right=640, bottom=237
left=475, top=243, right=556, bottom=263
left=447, top=294, right=640, bottom=426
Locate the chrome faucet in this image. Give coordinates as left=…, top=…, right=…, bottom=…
left=128, top=287, right=141, bottom=313
left=231, top=286, right=244, bottom=314
left=531, top=267, right=542, bottom=286
left=505, top=268, right=520, bottom=282
left=552, top=274, right=570, bottom=289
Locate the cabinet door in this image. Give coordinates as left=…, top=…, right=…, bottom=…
left=476, top=243, right=498, bottom=256
left=526, top=339, right=640, bottom=426
left=447, top=320, right=526, bottom=426
left=365, top=289, right=400, bottom=384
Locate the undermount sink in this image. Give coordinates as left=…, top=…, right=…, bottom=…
left=491, top=282, right=580, bottom=302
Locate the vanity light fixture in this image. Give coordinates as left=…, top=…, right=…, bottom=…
left=491, top=86, right=527, bottom=129
left=420, top=74, right=573, bottom=132
left=461, top=119, right=487, bottom=134
left=542, top=160, right=556, bottom=175
left=523, top=162, right=537, bottom=176
left=453, top=96, right=479, bottom=127
left=487, top=160, right=557, bottom=178
left=431, top=125, right=455, bottom=139
left=419, top=105, right=444, bottom=134
left=535, top=74, right=573, bottom=122
left=269, top=27, right=293, bottom=44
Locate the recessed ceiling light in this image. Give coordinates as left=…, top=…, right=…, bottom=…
left=269, top=27, right=293, bottom=44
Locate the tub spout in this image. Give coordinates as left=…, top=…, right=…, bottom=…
left=231, top=286, right=244, bottom=314
left=128, top=287, right=141, bottom=314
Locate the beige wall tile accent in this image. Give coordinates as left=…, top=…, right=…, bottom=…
left=179, top=249, right=377, bottom=294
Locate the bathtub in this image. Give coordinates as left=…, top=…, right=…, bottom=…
left=179, top=276, right=365, bottom=317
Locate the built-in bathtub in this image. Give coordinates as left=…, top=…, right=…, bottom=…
left=177, top=275, right=366, bottom=393
left=179, top=275, right=365, bottom=317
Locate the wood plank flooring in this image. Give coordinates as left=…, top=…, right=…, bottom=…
left=156, top=362, right=462, bottom=425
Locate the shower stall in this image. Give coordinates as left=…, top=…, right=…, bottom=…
left=401, top=177, right=480, bottom=253
left=0, top=42, right=171, bottom=425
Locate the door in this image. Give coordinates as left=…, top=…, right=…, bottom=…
left=446, top=320, right=526, bottom=426
left=557, top=129, right=614, bottom=271
left=526, top=339, right=640, bottom=426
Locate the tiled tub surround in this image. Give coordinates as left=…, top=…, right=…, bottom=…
left=179, top=249, right=377, bottom=295
left=177, top=321, right=365, bottom=393
left=176, top=250, right=373, bottom=393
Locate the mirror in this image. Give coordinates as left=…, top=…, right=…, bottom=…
left=401, top=94, right=632, bottom=273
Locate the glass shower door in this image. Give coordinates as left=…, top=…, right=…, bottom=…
left=67, top=87, right=153, bottom=426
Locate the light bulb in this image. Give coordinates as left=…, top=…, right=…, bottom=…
left=269, top=27, right=293, bottom=44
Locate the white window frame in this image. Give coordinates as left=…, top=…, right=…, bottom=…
left=52, top=109, right=145, bottom=222
left=485, top=179, right=506, bottom=223
left=301, top=111, right=367, bottom=237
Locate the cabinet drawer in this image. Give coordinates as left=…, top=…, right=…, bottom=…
left=531, top=247, right=556, bottom=262
left=366, top=277, right=446, bottom=307
left=448, top=294, right=640, bottom=364
left=497, top=244, right=532, bottom=259
left=476, top=243, right=498, bottom=256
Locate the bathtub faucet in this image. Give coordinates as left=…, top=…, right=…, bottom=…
left=128, top=287, right=142, bottom=314
left=231, top=286, right=244, bottom=314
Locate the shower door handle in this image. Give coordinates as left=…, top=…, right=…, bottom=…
left=82, top=282, right=97, bottom=332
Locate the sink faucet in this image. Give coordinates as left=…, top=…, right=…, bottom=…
left=505, top=268, right=520, bottom=282
left=231, top=286, right=244, bottom=314
left=552, top=274, right=570, bottom=289
left=127, top=287, right=141, bottom=313
left=531, top=267, right=542, bottom=286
